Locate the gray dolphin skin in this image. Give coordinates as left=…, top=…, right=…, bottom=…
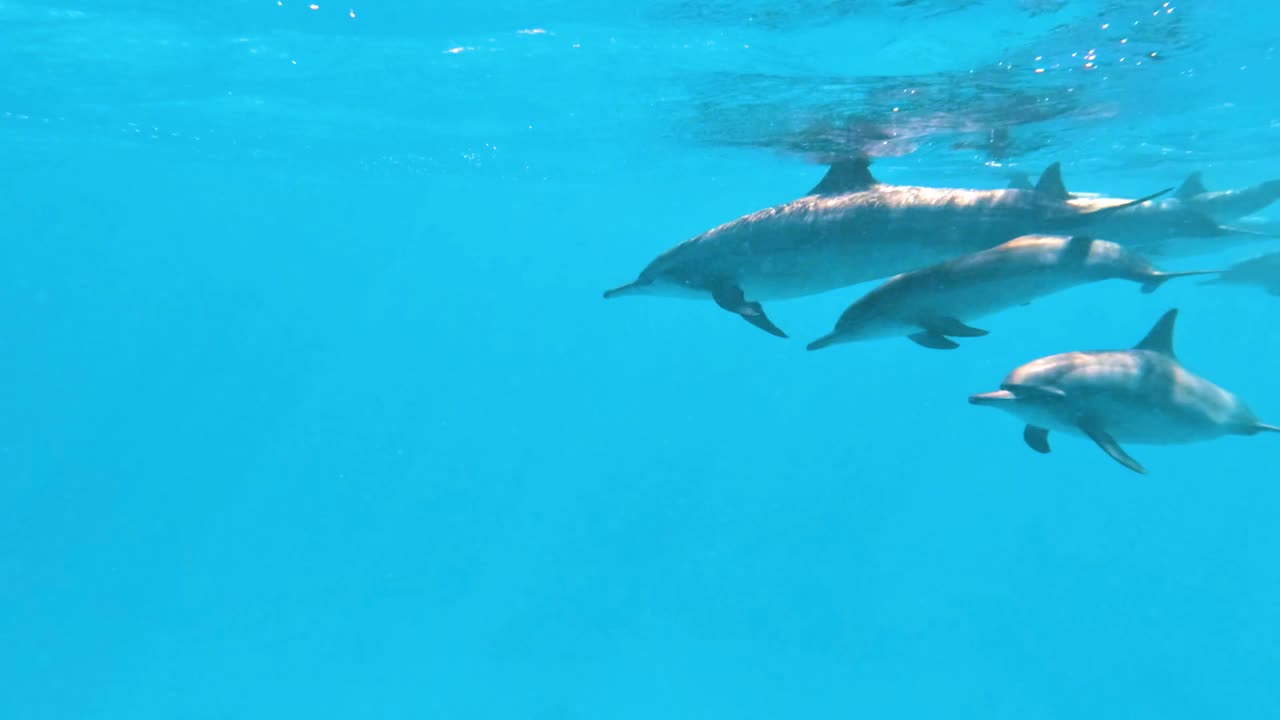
left=1062, top=193, right=1272, bottom=258
left=807, top=235, right=1219, bottom=351
left=1011, top=170, right=1277, bottom=257
left=603, top=158, right=1171, bottom=338
left=968, top=309, right=1280, bottom=474
left=1172, top=171, right=1280, bottom=222
left=1201, top=250, right=1280, bottom=296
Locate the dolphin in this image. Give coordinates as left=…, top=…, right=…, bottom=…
left=1008, top=170, right=1280, bottom=223
left=807, top=235, right=1218, bottom=351
left=968, top=309, right=1279, bottom=474
left=604, top=158, right=1170, bottom=337
left=1060, top=193, right=1273, bottom=258
left=1049, top=170, right=1280, bottom=258
left=1172, top=171, right=1280, bottom=222
left=1200, top=250, right=1280, bottom=296
left=1006, top=170, right=1276, bottom=257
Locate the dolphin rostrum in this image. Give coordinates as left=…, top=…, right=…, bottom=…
left=603, top=158, right=1170, bottom=337
left=968, top=309, right=1279, bottom=474
left=807, top=234, right=1218, bottom=351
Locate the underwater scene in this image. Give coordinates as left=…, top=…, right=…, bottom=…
left=4, top=0, right=1280, bottom=717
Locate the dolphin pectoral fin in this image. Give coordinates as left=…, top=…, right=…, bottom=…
left=1079, top=422, right=1146, bottom=474
left=1140, top=270, right=1223, bottom=294
left=710, top=284, right=788, bottom=338
left=1023, top=425, right=1051, bottom=454
left=908, top=316, right=988, bottom=347
left=907, top=331, right=959, bottom=350
left=924, top=316, right=989, bottom=337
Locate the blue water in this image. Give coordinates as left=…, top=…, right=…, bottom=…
left=4, top=1, right=1280, bottom=717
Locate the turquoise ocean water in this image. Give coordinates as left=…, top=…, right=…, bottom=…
left=4, top=0, right=1280, bottom=717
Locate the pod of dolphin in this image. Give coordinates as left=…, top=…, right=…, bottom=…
left=605, top=158, right=1280, bottom=474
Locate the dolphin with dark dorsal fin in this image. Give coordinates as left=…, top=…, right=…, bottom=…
left=1060, top=170, right=1280, bottom=258
left=603, top=158, right=1170, bottom=338
left=806, top=234, right=1220, bottom=352
left=1173, top=171, right=1280, bottom=222
left=968, top=309, right=1280, bottom=475
left=1064, top=195, right=1275, bottom=257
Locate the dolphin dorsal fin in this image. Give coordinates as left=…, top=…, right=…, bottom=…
left=1008, top=172, right=1034, bottom=191
left=1175, top=172, right=1208, bottom=200
left=807, top=157, right=878, bottom=196
left=1062, top=235, right=1095, bottom=262
left=1035, top=162, right=1069, bottom=201
left=1134, top=308, right=1179, bottom=358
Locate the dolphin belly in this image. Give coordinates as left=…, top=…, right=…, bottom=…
left=714, top=206, right=1042, bottom=301
left=1039, top=393, right=1232, bottom=445
left=733, top=243, right=929, bottom=300
left=1191, top=185, right=1280, bottom=222
left=914, top=270, right=1082, bottom=322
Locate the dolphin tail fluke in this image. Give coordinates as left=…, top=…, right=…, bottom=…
left=1127, top=187, right=1176, bottom=206
left=1056, top=186, right=1175, bottom=229
left=1140, top=269, right=1224, bottom=294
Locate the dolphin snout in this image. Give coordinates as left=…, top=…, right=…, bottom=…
left=806, top=333, right=842, bottom=351
left=603, top=281, right=643, bottom=299
left=969, top=390, right=1016, bottom=406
